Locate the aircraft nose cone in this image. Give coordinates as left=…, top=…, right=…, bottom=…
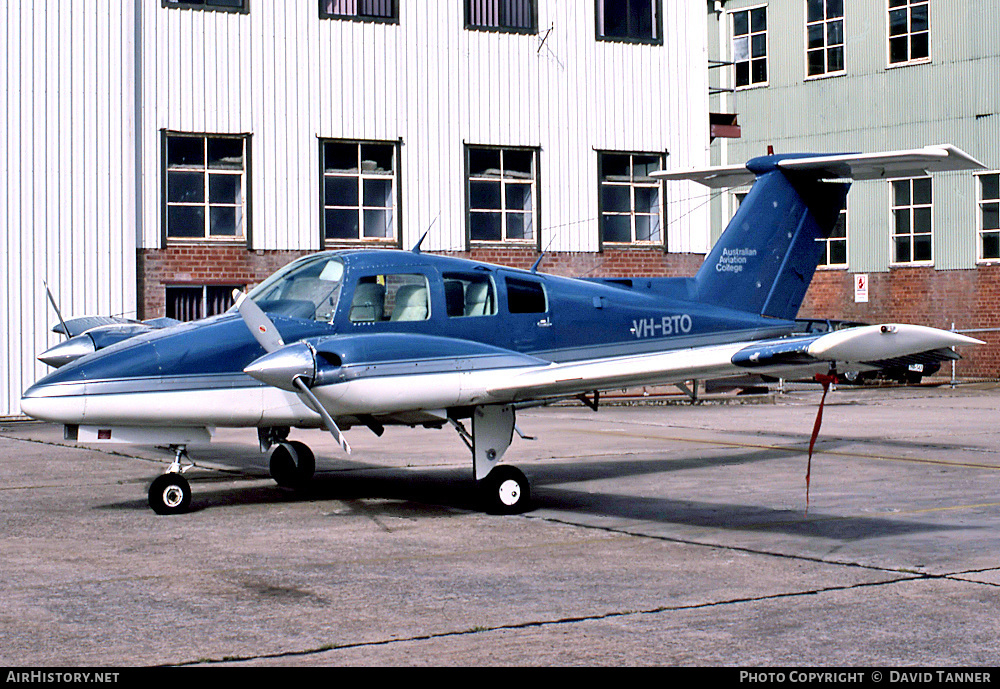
left=243, top=342, right=316, bottom=392
left=38, top=335, right=96, bottom=368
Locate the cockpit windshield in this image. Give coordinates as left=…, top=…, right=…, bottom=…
left=246, top=254, right=345, bottom=322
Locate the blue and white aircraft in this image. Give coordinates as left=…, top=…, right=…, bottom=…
left=21, top=145, right=984, bottom=515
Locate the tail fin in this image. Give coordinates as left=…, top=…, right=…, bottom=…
left=655, top=145, right=986, bottom=321
left=693, top=168, right=847, bottom=320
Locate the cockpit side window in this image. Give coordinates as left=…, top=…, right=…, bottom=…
left=442, top=273, right=497, bottom=318
left=505, top=276, right=547, bottom=314
left=248, top=255, right=344, bottom=322
left=349, top=273, right=431, bottom=323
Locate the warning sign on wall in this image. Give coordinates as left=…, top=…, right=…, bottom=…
left=854, top=274, right=869, bottom=303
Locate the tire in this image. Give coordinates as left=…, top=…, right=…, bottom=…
left=148, top=474, right=191, bottom=515
left=479, top=465, right=531, bottom=515
left=269, top=441, right=315, bottom=489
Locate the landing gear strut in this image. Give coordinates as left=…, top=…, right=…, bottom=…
left=452, top=404, right=534, bottom=514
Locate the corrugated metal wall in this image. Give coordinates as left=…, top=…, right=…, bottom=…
left=1, top=1, right=137, bottom=417
left=2, top=0, right=712, bottom=416
left=138, top=0, right=711, bottom=255
left=709, top=0, right=1000, bottom=273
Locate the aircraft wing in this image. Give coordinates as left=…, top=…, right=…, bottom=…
left=653, top=145, right=986, bottom=188
left=480, top=324, right=981, bottom=402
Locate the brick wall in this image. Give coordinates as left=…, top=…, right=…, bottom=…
left=800, top=267, right=1000, bottom=380
left=138, top=244, right=705, bottom=319
left=138, top=246, right=999, bottom=379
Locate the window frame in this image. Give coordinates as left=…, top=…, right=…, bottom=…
left=595, top=0, right=662, bottom=46
left=318, top=0, right=398, bottom=23
left=889, top=176, right=934, bottom=266
left=320, top=138, right=402, bottom=249
left=161, top=131, right=252, bottom=246
left=804, top=0, right=845, bottom=79
left=465, top=145, right=541, bottom=249
left=817, top=204, right=848, bottom=269
left=597, top=150, right=667, bottom=250
left=162, top=0, right=249, bottom=13
left=977, top=172, right=1000, bottom=263
left=731, top=4, right=769, bottom=89
left=886, top=0, right=930, bottom=67
left=465, top=0, right=537, bottom=34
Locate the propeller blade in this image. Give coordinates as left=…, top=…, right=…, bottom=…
left=233, top=290, right=285, bottom=353
left=292, top=376, right=351, bottom=454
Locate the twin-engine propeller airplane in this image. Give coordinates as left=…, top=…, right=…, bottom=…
left=22, top=145, right=985, bottom=515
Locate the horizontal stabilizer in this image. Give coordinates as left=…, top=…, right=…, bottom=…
left=654, top=145, right=986, bottom=188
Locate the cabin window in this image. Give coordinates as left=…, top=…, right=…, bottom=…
left=596, top=0, right=660, bottom=44
left=890, top=177, right=933, bottom=264
left=887, top=0, right=929, bottom=66
left=466, top=0, right=536, bottom=32
left=979, top=173, right=1000, bottom=261
left=806, top=0, right=844, bottom=77
left=443, top=273, right=497, bottom=318
left=817, top=206, right=848, bottom=268
left=166, top=285, right=241, bottom=322
left=505, top=277, right=547, bottom=314
left=598, top=152, right=664, bottom=246
left=319, top=0, right=397, bottom=21
left=731, top=5, right=768, bottom=87
left=466, top=146, right=538, bottom=245
left=322, top=140, right=399, bottom=245
left=163, top=0, right=248, bottom=12
left=164, top=133, right=249, bottom=241
left=349, top=274, right=430, bottom=323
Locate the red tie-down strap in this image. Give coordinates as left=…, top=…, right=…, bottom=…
left=806, top=373, right=839, bottom=511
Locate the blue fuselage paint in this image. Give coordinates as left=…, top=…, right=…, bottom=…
left=23, top=250, right=798, bottom=400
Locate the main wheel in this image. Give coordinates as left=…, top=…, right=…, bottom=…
left=269, top=441, right=316, bottom=489
left=148, top=474, right=192, bottom=515
left=479, top=465, right=531, bottom=515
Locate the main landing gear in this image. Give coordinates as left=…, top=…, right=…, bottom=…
left=268, top=440, right=316, bottom=489
left=452, top=404, right=534, bottom=515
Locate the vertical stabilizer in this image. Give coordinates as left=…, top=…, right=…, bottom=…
left=693, top=168, right=848, bottom=320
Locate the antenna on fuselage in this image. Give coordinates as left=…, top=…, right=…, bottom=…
left=411, top=214, right=440, bottom=254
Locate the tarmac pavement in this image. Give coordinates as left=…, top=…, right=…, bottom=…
left=1, top=382, right=999, bottom=667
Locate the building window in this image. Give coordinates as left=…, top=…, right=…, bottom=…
left=732, top=6, right=767, bottom=87
left=165, top=134, right=248, bottom=241
left=466, top=0, right=536, bottom=32
left=163, top=0, right=248, bottom=11
left=891, top=177, right=932, bottom=264
left=599, top=152, right=664, bottom=246
left=596, top=0, right=660, bottom=44
left=888, top=0, right=929, bottom=65
left=467, top=146, right=537, bottom=244
left=817, top=207, right=848, bottom=267
left=806, top=0, right=844, bottom=77
left=319, top=0, right=397, bottom=21
left=979, top=173, right=1000, bottom=261
left=166, top=285, right=241, bottom=322
left=322, top=140, right=398, bottom=245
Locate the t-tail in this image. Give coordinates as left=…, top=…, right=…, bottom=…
left=655, top=145, right=987, bottom=321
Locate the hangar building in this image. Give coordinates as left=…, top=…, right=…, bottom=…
left=1, top=0, right=712, bottom=417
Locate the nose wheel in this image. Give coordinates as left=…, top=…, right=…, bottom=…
left=148, top=473, right=192, bottom=515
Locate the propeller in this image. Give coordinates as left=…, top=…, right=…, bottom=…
left=234, top=291, right=352, bottom=454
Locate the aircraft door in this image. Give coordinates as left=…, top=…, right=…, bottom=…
left=500, top=272, right=553, bottom=354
